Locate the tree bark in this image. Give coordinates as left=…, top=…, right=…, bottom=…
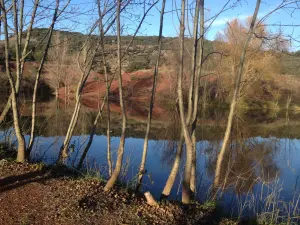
left=0, top=0, right=26, bottom=162
left=27, top=0, right=60, bottom=156
left=214, top=0, right=261, bottom=188
left=58, top=37, right=101, bottom=163
left=0, top=0, right=39, bottom=125
left=97, top=0, right=112, bottom=177
left=189, top=0, right=204, bottom=194
left=77, top=107, right=103, bottom=169
left=177, top=0, right=195, bottom=204
left=104, top=0, right=126, bottom=192
left=162, top=132, right=184, bottom=197
left=137, top=0, right=166, bottom=191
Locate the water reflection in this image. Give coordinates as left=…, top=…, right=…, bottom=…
left=1, top=99, right=300, bottom=217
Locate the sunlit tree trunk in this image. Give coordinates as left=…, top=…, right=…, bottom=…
left=162, top=132, right=184, bottom=197
left=177, top=0, right=195, bottom=204
left=189, top=0, right=204, bottom=194
left=0, top=0, right=26, bottom=162
left=76, top=0, right=110, bottom=170
left=58, top=45, right=99, bottom=162
left=104, top=0, right=126, bottom=191
left=27, top=0, right=63, bottom=156
left=77, top=107, right=103, bottom=169
left=137, top=0, right=166, bottom=190
left=0, top=0, right=39, bottom=125
left=214, top=0, right=261, bottom=188
left=186, top=0, right=200, bottom=126
left=97, top=0, right=113, bottom=176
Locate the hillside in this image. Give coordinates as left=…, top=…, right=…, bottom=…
left=2, top=29, right=299, bottom=76
left=0, top=28, right=214, bottom=61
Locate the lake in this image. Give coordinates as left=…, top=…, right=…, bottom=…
left=1, top=99, right=300, bottom=220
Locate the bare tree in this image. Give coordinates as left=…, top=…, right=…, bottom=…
left=103, top=0, right=125, bottom=191
left=58, top=33, right=102, bottom=161
left=162, top=133, right=184, bottom=197
left=177, top=0, right=196, bottom=204
left=189, top=0, right=204, bottom=194
left=27, top=0, right=71, bottom=155
left=0, top=0, right=39, bottom=124
left=0, top=0, right=26, bottom=162
left=76, top=0, right=157, bottom=173
left=98, top=0, right=113, bottom=177
left=214, top=0, right=261, bottom=188
left=57, top=0, right=136, bottom=162
left=136, top=0, right=166, bottom=190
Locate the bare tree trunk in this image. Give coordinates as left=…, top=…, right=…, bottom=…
left=12, top=0, right=21, bottom=101
left=76, top=0, right=154, bottom=171
left=177, top=0, right=195, bottom=204
left=58, top=38, right=101, bottom=163
left=189, top=0, right=204, bottom=194
left=57, top=0, right=134, bottom=163
left=55, top=84, right=59, bottom=100
left=186, top=0, right=200, bottom=126
left=97, top=0, right=113, bottom=177
left=214, top=0, right=261, bottom=188
left=60, top=94, right=81, bottom=159
left=162, top=132, right=184, bottom=197
left=77, top=108, right=103, bottom=169
left=0, top=0, right=39, bottom=125
left=27, top=0, right=61, bottom=156
left=104, top=0, right=126, bottom=192
left=137, top=0, right=166, bottom=191
left=0, top=0, right=26, bottom=162
left=76, top=0, right=111, bottom=169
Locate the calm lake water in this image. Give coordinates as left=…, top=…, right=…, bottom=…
left=1, top=99, right=300, bottom=219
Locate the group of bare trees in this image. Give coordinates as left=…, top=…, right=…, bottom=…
left=0, top=0, right=71, bottom=162
left=1, top=0, right=300, bottom=206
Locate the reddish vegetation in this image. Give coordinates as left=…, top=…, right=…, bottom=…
left=58, top=68, right=176, bottom=120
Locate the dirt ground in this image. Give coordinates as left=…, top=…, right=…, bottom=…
left=0, top=160, right=219, bottom=225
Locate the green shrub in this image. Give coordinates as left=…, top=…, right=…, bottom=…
left=126, top=56, right=150, bottom=72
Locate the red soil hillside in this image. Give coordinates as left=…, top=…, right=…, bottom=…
left=58, top=68, right=176, bottom=120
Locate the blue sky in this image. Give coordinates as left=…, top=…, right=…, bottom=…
left=137, top=0, right=300, bottom=43
left=3, top=0, right=300, bottom=49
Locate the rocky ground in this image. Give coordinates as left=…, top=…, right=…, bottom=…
left=0, top=160, right=232, bottom=225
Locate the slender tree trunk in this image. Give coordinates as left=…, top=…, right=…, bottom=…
left=77, top=108, right=103, bottom=169
left=58, top=38, right=101, bottom=162
left=189, top=0, right=204, bottom=194
left=55, top=83, right=59, bottom=100
left=162, top=132, right=184, bottom=197
left=162, top=0, right=200, bottom=199
left=0, top=0, right=39, bottom=125
left=12, top=0, right=21, bottom=100
left=137, top=0, right=166, bottom=191
left=177, top=0, right=195, bottom=204
left=186, top=0, right=200, bottom=126
left=76, top=0, right=152, bottom=171
left=104, top=0, right=127, bottom=191
left=27, top=0, right=60, bottom=156
left=214, top=0, right=261, bottom=188
left=76, top=0, right=111, bottom=170
left=0, top=0, right=26, bottom=162
left=97, top=0, right=112, bottom=177
left=65, top=85, right=67, bottom=104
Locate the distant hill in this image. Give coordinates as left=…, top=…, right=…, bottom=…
left=1, top=28, right=299, bottom=76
